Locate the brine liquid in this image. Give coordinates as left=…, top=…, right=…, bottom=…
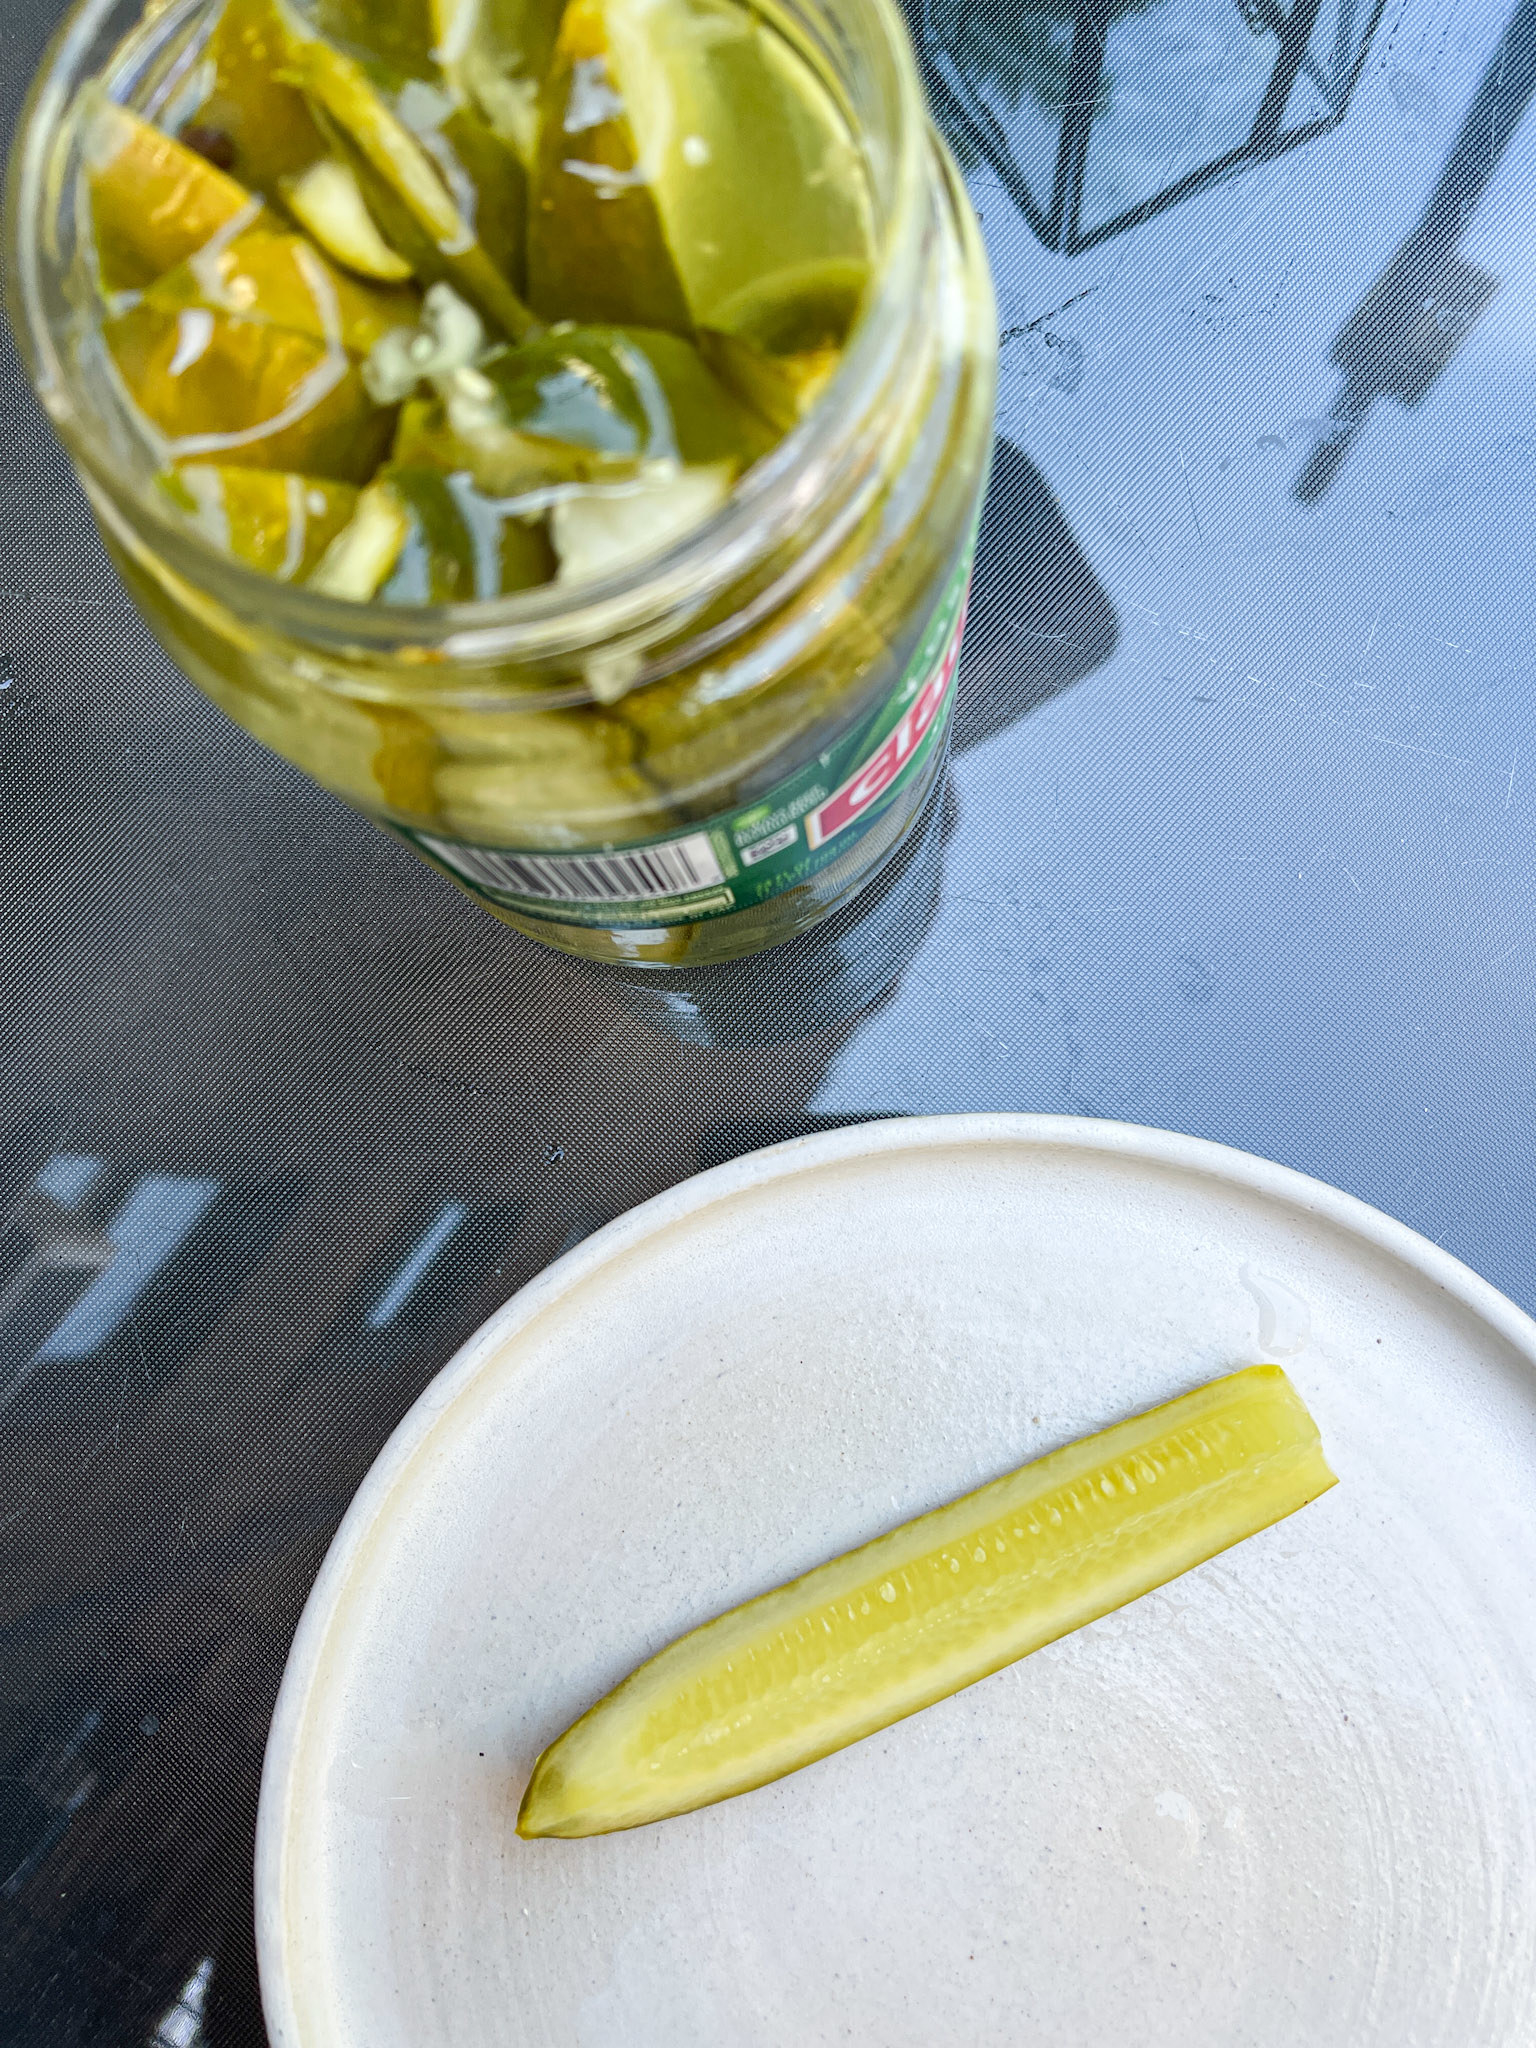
left=83, top=0, right=874, bottom=603
left=67, top=0, right=990, bottom=965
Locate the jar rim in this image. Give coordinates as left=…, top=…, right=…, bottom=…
left=4, top=0, right=931, bottom=664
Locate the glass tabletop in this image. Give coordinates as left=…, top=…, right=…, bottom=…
left=4, top=0, right=1535, bottom=2037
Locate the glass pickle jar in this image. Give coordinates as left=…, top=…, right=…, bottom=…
left=7, top=0, right=996, bottom=966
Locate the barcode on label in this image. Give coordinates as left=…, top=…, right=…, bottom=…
left=420, top=830, right=726, bottom=905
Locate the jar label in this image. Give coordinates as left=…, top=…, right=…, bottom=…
left=398, top=549, right=971, bottom=931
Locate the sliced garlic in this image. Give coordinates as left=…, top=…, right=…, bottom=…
left=281, top=158, right=413, bottom=282
left=363, top=282, right=486, bottom=404
left=308, top=481, right=409, bottom=599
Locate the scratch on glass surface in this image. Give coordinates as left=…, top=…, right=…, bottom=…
left=1222, top=663, right=1494, bottom=780
left=1054, top=442, right=1160, bottom=566
left=128, top=1305, right=152, bottom=1392
left=1007, top=287, right=1099, bottom=336
left=1364, top=731, right=1475, bottom=767
left=1177, top=446, right=1205, bottom=544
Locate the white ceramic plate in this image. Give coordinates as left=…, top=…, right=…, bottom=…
left=255, top=1115, right=1536, bottom=2046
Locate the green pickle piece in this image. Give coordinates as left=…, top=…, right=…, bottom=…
left=274, top=5, right=534, bottom=335
left=434, top=99, right=528, bottom=288
left=103, top=531, right=423, bottom=818
left=144, top=223, right=419, bottom=356
left=307, top=478, right=412, bottom=595
left=186, top=0, right=331, bottom=195
left=700, top=329, right=840, bottom=435
left=83, top=97, right=255, bottom=290
left=698, top=267, right=859, bottom=432
left=622, top=592, right=890, bottom=799
left=302, top=0, right=439, bottom=79
left=553, top=0, right=873, bottom=338
left=279, top=157, right=415, bottom=281
left=550, top=461, right=732, bottom=588
left=388, top=391, right=473, bottom=464
left=480, top=326, right=769, bottom=468
left=369, top=703, right=441, bottom=816
left=312, top=95, right=529, bottom=320
left=289, top=0, right=531, bottom=284
left=381, top=465, right=555, bottom=600
left=447, top=0, right=566, bottom=165
left=166, top=463, right=358, bottom=576
left=430, top=704, right=667, bottom=845
left=527, top=0, right=692, bottom=333
left=388, top=322, right=770, bottom=502
left=381, top=388, right=556, bottom=498
left=103, top=300, right=391, bottom=480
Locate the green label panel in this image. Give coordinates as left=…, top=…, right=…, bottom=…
left=402, top=552, right=972, bottom=931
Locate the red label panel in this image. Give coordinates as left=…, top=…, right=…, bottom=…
left=805, top=593, right=968, bottom=851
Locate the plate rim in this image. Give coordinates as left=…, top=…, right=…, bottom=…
left=253, top=1110, right=1536, bottom=2047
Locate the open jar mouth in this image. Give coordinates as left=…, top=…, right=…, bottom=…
left=5, top=0, right=930, bottom=665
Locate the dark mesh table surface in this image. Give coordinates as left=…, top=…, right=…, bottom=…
left=4, top=0, right=1535, bottom=2038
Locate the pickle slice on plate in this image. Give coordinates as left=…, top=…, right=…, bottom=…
left=83, top=97, right=257, bottom=290
left=526, top=0, right=692, bottom=333
left=518, top=1364, right=1337, bottom=1837
left=168, top=462, right=357, bottom=576
left=103, top=300, right=392, bottom=480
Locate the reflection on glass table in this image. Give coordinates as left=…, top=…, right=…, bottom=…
left=1295, top=0, right=1536, bottom=499
left=914, top=0, right=1384, bottom=251
left=594, top=774, right=956, bottom=1051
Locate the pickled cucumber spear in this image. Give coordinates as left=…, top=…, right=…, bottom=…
left=518, top=1364, right=1336, bottom=1837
